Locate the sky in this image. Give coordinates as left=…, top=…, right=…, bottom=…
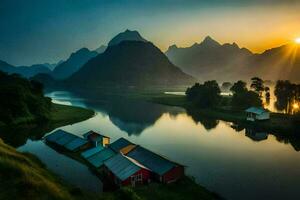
left=1, top=0, right=300, bottom=66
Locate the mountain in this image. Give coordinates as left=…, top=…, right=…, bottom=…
left=0, top=60, right=51, bottom=78
left=67, top=40, right=195, bottom=88
left=166, top=36, right=253, bottom=82
left=166, top=36, right=300, bottom=82
left=95, top=45, right=107, bottom=53
left=42, top=60, right=64, bottom=70
left=249, top=44, right=300, bottom=82
left=52, top=48, right=98, bottom=79
left=108, top=29, right=147, bottom=46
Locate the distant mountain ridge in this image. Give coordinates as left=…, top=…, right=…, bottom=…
left=166, top=36, right=300, bottom=82
left=52, top=48, right=98, bottom=79
left=0, top=60, right=51, bottom=78
left=108, top=29, right=147, bottom=46
left=67, top=40, right=195, bottom=87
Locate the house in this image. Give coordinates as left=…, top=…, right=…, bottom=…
left=81, top=146, right=105, bottom=159
left=245, top=107, right=270, bottom=121
left=245, top=128, right=268, bottom=141
left=126, top=146, right=185, bottom=184
left=44, top=129, right=90, bottom=152
left=83, top=131, right=110, bottom=147
left=86, top=148, right=116, bottom=168
left=108, top=137, right=133, bottom=153
left=103, top=153, right=151, bottom=187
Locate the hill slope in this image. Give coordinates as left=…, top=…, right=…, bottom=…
left=52, top=48, right=98, bottom=79
left=67, top=41, right=195, bottom=88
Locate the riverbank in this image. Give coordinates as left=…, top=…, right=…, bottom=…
left=149, top=94, right=300, bottom=133
left=0, top=103, right=95, bottom=147
left=0, top=137, right=220, bottom=200
left=0, top=138, right=92, bottom=200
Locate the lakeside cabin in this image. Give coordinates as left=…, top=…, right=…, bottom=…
left=245, top=107, right=270, bottom=121
left=44, top=131, right=185, bottom=187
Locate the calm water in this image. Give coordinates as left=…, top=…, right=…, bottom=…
left=19, top=90, right=300, bottom=200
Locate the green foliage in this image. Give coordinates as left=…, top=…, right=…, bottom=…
left=230, top=80, right=247, bottom=94
left=186, top=81, right=221, bottom=108
left=0, top=71, right=51, bottom=124
left=230, top=80, right=262, bottom=109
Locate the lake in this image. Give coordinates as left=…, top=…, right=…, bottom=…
left=19, top=90, right=300, bottom=200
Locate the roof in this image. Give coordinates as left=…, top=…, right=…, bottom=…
left=120, top=144, right=136, bottom=155
left=55, top=133, right=78, bottom=146
left=245, top=107, right=268, bottom=115
left=109, top=138, right=133, bottom=152
left=126, top=146, right=177, bottom=175
left=104, top=154, right=149, bottom=181
left=44, top=129, right=70, bottom=142
left=83, top=131, right=110, bottom=140
left=87, top=148, right=116, bottom=168
left=64, top=137, right=88, bottom=151
left=81, top=146, right=104, bottom=159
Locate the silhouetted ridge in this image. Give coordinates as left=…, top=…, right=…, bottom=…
left=67, top=41, right=195, bottom=87
left=52, top=48, right=97, bottom=79
left=108, top=29, right=147, bottom=46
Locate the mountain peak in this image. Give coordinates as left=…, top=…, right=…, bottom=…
left=201, top=36, right=220, bottom=47
left=108, top=29, right=147, bottom=46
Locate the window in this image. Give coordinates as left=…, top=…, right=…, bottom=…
left=137, top=173, right=142, bottom=181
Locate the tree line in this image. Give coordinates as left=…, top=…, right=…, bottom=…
left=0, top=71, right=52, bottom=124
left=186, top=77, right=300, bottom=114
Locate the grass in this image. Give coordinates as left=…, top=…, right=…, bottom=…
left=49, top=103, right=95, bottom=126
left=0, top=138, right=73, bottom=200
left=96, top=176, right=220, bottom=200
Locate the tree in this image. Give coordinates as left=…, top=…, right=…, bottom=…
left=250, top=77, right=264, bottom=96
left=264, top=86, right=270, bottom=105
left=230, top=80, right=247, bottom=94
left=230, top=80, right=262, bottom=109
left=221, top=82, right=232, bottom=91
left=186, top=81, right=221, bottom=108
left=274, top=80, right=299, bottom=113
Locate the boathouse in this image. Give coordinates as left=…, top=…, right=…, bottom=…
left=103, top=153, right=151, bottom=187
left=245, top=107, right=270, bottom=121
left=86, top=148, right=116, bottom=168
left=126, top=146, right=185, bottom=183
left=108, top=137, right=133, bottom=153
left=44, top=129, right=90, bottom=151
left=83, top=131, right=110, bottom=147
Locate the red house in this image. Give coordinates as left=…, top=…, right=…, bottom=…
left=126, top=146, right=185, bottom=183
left=103, top=153, right=151, bottom=187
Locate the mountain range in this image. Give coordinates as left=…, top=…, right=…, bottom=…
left=0, top=60, right=51, bottom=78
left=166, top=36, right=300, bottom=82
left=52, top=48, right=98, bottom=79
left=67, top=40, right=195, bottom=87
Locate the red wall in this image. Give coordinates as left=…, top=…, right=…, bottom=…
left=121, top=168, right=151, bottom=186
left=162, top=166, right=184, bottom=183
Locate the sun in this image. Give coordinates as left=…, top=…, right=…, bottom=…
left=295, top=38, right=300, bottom=44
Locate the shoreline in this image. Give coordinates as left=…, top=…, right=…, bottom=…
left=148, top=94, right=300, bottom=134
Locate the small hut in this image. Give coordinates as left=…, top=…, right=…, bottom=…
left=245, top=107, right=270, bottom=121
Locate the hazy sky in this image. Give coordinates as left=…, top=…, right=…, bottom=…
left=1, top=0, right=300, bottom=65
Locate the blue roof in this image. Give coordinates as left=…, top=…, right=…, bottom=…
left=245, top=107, right=267, bottom=115
left=64, top=137, right=88, bottom=151
left=87, top=148, right=116, bottom=168
left=44, top=129, right=69, bottom=142
left=55, top=134, right=78, bottom=146
left=104, top=154, right=147, bottom=181
left=126, top=146, right=177, bottom=175
left=109, top=138, right=133, bottom=152
left=81, top=146, right=104, bottom=159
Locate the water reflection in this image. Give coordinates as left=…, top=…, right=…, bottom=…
left=12, top=90, right=300, bottom=200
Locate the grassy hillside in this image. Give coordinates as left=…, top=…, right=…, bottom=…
left=0, top=138, right=73, bottom=200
